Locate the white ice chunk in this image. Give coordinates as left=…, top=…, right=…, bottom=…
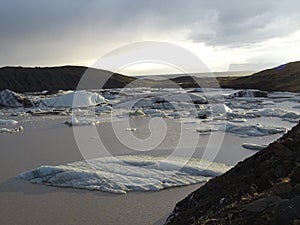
left=293, top=105, right=300, bottom=109
left=242, top=143, right=268, bottom=151
left=65, top=117, right=100, bottom=126
left=0, top=126, right=23, bottom=133
left=39, top=90, right=106, bottom=108
left=211, top=104, right=233, bottom=114
left=0, top=119, right=18, bottom=125
left=17, top=155, right=231, bottom=194
left=0, top=89, right=32, bottom=107
left=228, top=89, right=268, bottom=98
left=253, top=108, right=300, bottom=119
left=219, top=122, right=287, bottom=137
left=167, top=93, right=208, bottom=104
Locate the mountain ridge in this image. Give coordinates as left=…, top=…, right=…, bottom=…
left=0, top=61, right=299, bottom=93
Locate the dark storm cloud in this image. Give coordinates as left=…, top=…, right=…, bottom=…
left=0, top=0, right=299, bottom=66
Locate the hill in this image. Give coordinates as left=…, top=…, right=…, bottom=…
left=0, top=61, right=299, bottom=93
left=220, top=61, right=300, bottom=92
left=165, top=121, right=300, bottom=225
left=0, top=66, right=136, bottom=92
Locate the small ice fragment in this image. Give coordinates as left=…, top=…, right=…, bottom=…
left=242, top=143, right=268, bottom=151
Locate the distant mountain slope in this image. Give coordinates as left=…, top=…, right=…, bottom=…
left=1, top=61, right=299, bottom=93
left=166, top=122, right=300, bottom=225
left=0, top=66, right=136, bottom=92
left=220, top=61, right=300, bottom=92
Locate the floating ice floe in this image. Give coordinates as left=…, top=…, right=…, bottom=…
left=293, top=105, right=300, bottom=109
left=219, top=122, right=287, bottom=137
left=228, top=101, right=263, bottom=110
left=39, top=90, right=106, bottom=108
left=129, top=109, right=145, bottom=117
left=252, top=108, right=300, bottom=119
left=167, top=111, right=182, bottom=118
left=0, top=89, right=32, bottom=107
left=0, top=126, right=23, bottom=133
left=229, top=118, right=247, bottom=123
left=0, top=119, right=18, bottom=125
left=125, top=128, right=136, bottom=131
left=228, top=89, right=268, bottom=98
left=95, top=105, right=112, bottom=113
left=65, top=117, right=100, bottom=126
left=196, top=127, right=217, bottom=135
left=167, top=93, right=208, bottom=104
left=211, top=104, right=233, bottom=114
left=242, top=143, right=268, bottom=151
left=101, top=91, right=118, bottom=100
left=143, top=109, right=166, bottom=117
left=17, top=155, right=231, bottom=194
left=190, top=88, right=203, bottom=93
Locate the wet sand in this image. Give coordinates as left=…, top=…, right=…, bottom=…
left=0, top=116, right=282, bottom=225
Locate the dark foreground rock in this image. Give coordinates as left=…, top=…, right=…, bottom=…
left=165, top=121, right=300, bottom=225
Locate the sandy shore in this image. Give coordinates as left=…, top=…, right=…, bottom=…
left=0, top=116, right=282, bottom=225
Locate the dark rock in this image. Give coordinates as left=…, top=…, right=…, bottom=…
left=281, top=138, right=296, bottom=149
left=274, top=164, right=288, bottom=178
left=291, top=166, right=300, bottom=184
left=272, top=196, right=300, bottom=225
left=165, top=122, right=300, bottom=225
left=272, top=181, right=292, bottom=196
left=244, top=196, right=283, bottom=213
left=271, top=141, right=295, bottom=159
left=293, top=184, right=300, bottom=194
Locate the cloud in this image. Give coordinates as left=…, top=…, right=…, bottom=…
left=0, top=0, right=299, bottom=68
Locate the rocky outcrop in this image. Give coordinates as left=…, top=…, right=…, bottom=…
left=166, top=121, right=300, bottom=225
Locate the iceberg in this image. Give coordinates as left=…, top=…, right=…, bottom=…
left=0, top=119, right=18, bottom=125
left=39, top=90, right=106, bottom=108
left=228, top=90, right=268, bottom=98
left=211, top=104, right=233, bottom=114
left=65, top=117, right=100, bottom=126
left=252, top=108, right=300, bottom=119
left=0, top=89, right=32, bottom=107
left=293, top=105, right=300, bottom=109
left=167, top=93, right=208, bottom=104
left=17, top=155, right=231, bottom=194
left=143, top=109, right=166, bottom=117
left=219, top=122, right=287, bottom=137
left=129, top=109, right=145, bottom=117
left=0, top=126, right=23, bottom=133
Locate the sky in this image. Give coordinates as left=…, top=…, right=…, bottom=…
left=1, top=0, right=300, bottom=75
